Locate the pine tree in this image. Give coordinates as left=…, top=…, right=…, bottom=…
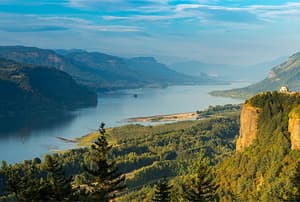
left=0, top=160, right=23, bottom=199
left=43, top=154, right=73, bottom=201
left=18, top=163, right=50, bottom=201
left=152, top=178, right=173, bottom=202
left=0, top=160, right=49, bottom=201
left=288, top=161, right=300, bottom=201
left=183, top=154, right=217, bottom=201
left=82, top=122, right=125, bottom=201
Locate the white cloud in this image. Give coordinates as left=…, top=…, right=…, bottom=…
left=0, top=14, right=142, bottom=33
left=175, top=2, right=300, bottom=20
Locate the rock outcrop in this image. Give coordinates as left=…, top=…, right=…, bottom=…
left=289, top=108, right=300, bottom=150
left=236, top=103, right=260, bottom=152
left=238, top=98, right=300, bottom=152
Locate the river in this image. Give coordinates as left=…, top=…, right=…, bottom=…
left=0, top=83, right=248, bottom=163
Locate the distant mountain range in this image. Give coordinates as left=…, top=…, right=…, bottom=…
left=210, top=52, right=300, bottom=98
left=0, top=45, right=223, bottom=116
left=0, top=58, right=96, bottom=116
left=0, top=46, right=217, bottom=91
left=170, top=57, right=286, bottom=82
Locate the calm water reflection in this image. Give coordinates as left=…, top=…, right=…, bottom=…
left=0, top=83, right=247, bottom=163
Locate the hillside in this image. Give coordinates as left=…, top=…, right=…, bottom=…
left=211, top=52, right=300, bottom=98
left=4, top=96, right=300, bottom=201
left=218, top=91, right=300, bottom=201
left=0, top=58, right=97, bottom=116
left=0, top=46, right=216, bottom=91
left=0, top=104, right=241, bottom=201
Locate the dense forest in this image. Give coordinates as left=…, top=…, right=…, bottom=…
left=0, top=104, right=240, bottom=201
left=218, top=92, right=300, bottom=201
left=2, top=97, right=300, bottom=201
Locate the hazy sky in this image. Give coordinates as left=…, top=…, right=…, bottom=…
left=0, top=0, right=300, bottom=65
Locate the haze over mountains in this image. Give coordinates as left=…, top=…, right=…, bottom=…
left=0, top=45, right=223, bottom=116
left=211, top=52, right=300, bottom=98
left=0, top=46, right=216, bottom=92
left=170, top=56, right=287, bottom=82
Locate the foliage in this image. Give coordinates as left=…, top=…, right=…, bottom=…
left=81, top=122, right=125, bottom=201
left=152, top=178, right=173, bottom=202
left=288, top=160, right=300, bottom=200
left=43, top=154, right=73, bottom=201
left=0, top=105, right=240, bottom=201
left=182, top=153, right=218, bottom=201
left=0, top=160, right=50, bottom=201
left=218, top=92, right=300, bottom=201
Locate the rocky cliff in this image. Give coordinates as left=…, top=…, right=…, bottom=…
left=237, top=92, right=300, bottom=152
left=289, top=107, right=300, bottom=150
left=236, top=103, right=260, bottom=152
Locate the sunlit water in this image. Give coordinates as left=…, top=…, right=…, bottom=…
left=0, top=83, right=249, bottom=163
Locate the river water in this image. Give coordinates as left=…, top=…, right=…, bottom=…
left=0, top=83, right=247, bottom=163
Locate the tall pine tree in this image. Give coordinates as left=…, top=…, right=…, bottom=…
left=152, top=178, right=173, bottom=202
left=183, top=153, right=217, bottom=201
left=82, top=122, right=125, bottom=201
left=43, top=154, right=73, bottom=201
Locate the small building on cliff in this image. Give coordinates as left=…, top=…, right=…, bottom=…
left=279, top=85, right=289, bottom=93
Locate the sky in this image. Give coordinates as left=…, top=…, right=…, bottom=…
left=0, top=0, right=300, bottom=65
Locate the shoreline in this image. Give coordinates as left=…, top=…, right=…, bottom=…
left=126, top=112, right=198, bottom=123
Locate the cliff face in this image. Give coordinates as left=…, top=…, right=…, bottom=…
left=236, top=103, right=260, bottom=152
left=289, top=108, right=300, bottom=150
left=238, top=94, right=300, bottom=152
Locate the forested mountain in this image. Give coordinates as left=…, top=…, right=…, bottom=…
left=218, top=91, right=300, bottom=201
left=0, top=58, right=96, bottom=116
left=211, top=52, right=300, bottom=98
left=0, top=46, right=216, bottom=91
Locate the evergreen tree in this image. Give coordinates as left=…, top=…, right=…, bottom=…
left=82, top=122, right=125, bottom=201
left=0, top=160, right=23, bottom=199
left=18, top=163, right=49, bottom=201
left=0, top=160, right=49, bottom=201
left=288, top=161, right=300, bottom=201
left=152, top=178, right=173, bottom=202
left=43, top=154, right=73, bottom=201
left=183, top=153, right=217, bottom=201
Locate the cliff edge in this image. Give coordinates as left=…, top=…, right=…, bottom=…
left=236, top=103, right=260, bottom=152
left=237, top=92, right=300, bottom=152
left=289, top=106, right=300, bottom=150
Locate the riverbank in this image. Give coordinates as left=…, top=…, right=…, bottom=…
left=76, top=111, right=198, bottom=147
left=126, top=112, right=198, bottom=123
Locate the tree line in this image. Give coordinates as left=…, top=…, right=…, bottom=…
left=0, top=122, right=220, bottom=202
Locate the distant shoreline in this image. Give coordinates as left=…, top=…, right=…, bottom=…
left=126, top=112, right=198, bottom=123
